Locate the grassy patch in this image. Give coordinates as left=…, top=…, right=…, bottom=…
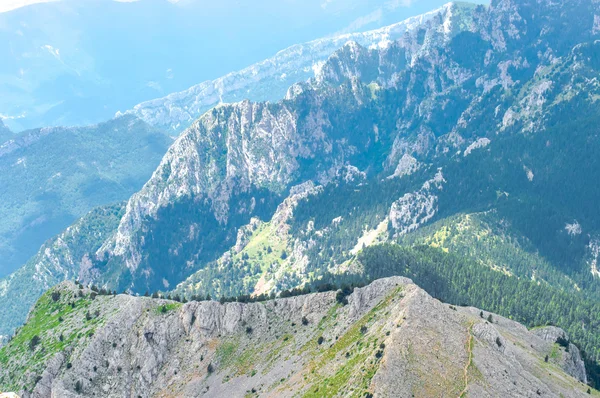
left=0, top=287, right=101, bottom=391
left=302, top=287, right=401, bottom=397
left=154, top=302, right=182, bottom=315
left=215, top=339, right=240, bottom=368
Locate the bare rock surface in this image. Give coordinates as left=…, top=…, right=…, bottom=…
left=0, top=277, right=595, bottom=397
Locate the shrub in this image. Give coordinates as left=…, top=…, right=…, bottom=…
left=317, top=336, right=324, bottom=345
left=336, top=285, right=353, bottom=306
left=51, top=291, right=61, bottom=302
left=336, top=291, right=349, bottom=306
left=302, top=316, right=309, bottom=325
left=29, top=335, right=41, bottom=350
left=496, top=337, right=502, bottom=347
left=207, top=363, right=214, bottom=373
left=556, top=336, right=570, bottom=349
left=75, top=380, right=82, bottom=393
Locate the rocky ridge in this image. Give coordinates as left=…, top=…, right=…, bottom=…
left=0, top=277, right=594, bottom=397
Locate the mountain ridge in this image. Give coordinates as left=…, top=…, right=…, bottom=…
left=0, top=277, right=595, bottom=397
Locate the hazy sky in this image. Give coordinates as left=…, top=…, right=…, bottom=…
left=0, top=0, right=58, bottom=13
left=0, top=0, right=488, bottom=130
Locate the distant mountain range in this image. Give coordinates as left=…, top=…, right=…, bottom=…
left=124, top=5, right=446, bottom=134
left=0, top=1, right=454, bottom=280
left=0, top=115, right=171, bottom=277
left=0, top=120, right=12, bottom=143
left=0, top=0, right=467, bottom=131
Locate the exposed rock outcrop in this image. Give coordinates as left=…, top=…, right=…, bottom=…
left=0, top=278, right=593, bottom=397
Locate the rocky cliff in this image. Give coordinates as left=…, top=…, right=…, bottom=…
left=0, top=277, right=594, bottom=397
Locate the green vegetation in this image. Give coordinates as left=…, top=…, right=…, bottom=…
left=0, top=286, right=101, bottom=392
left=155, top=302, right=182, bottom=314
left=0, top=115, right=171, bottom=277
left=303, top=289, right=399, bottom=397
left=0, top=203, right=125, bottom=340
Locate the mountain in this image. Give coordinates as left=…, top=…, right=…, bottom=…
left=3, top=0, right=600, bottom=386
left=0, top=277, right=595, bottom=397
left=124, top=5, right=446, bottom=134
left=0, top=120, right=12, bottom=143
left=0, top=0, right=467, bottom=132
left=0, top=115, right=172, bottom=277
left=92, top=0, right=600, bottom=295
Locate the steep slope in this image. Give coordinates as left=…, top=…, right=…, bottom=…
left=0, top=277, right=595, bottom=397
left=0, top=115, right=171, bottom=278
left=89, top=1, right=485, bottom=293
left=0, top=203, right=125, bottom=344
left=174, top=0, right=600, bottom=295
left=125, top=4, right=446, bottom=134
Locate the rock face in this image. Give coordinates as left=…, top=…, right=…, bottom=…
left=0, top=277, right=592, bottom=397
left=94, top=0, right=600, bottom=296
left=532, top=326, right=588, bottom=384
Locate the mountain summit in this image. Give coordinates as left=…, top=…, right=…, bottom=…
left=0, top=277, right=593, bottom=396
